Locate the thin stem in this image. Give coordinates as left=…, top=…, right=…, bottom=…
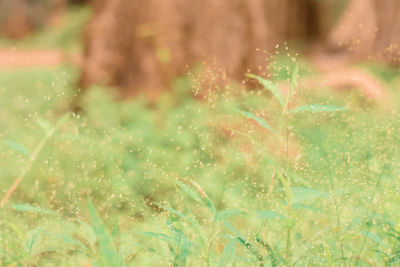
left=1, top=114, right=68, bottom=207
left=1, top=133, right=52, bottom=207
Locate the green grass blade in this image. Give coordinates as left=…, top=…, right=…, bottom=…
left=88, top=200, right=121, bottom=267
left=257, top=210, right=282, bottom=220
left=289, top=65, right=299, bottom=95
left=237, top=109, right=277, bottom=134
left=154, top=202, right=185, bottom=218
left=283, top=65, right=299, bottom=113
left=289, top=104, right=348, bottom=114
left=219, top=239, right=236, bottom=267
left=36, top=118, right=52, bottom=135
left=175, top=180, right=216, bottom=213
left=25, top=226, right=42, bottom=255
left=246, top=73, right=285, bottom=106
left=215, top=210, right=246, bottom=221
left=3, top=140, right=30, bottom=157
left=138, top=232, right=178, bottom=246
left=291, top=187, right=328, bottom=204
left=10, top=203, right=57, bottom=215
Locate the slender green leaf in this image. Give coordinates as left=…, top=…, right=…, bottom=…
left=237, top=109, right=276, bottom=134
left=175, top=181, right=203, bottom=203
left=216, top=210, right=246, bottom=221
left=3, top=140, right=29, bottom=157
left=10, top=203, right=57, bottom=215
left=256, top=237, right=278, bottom=266
left=61, top=234, right=86, bottom=248
left=219, top=239, right=236, bottom=267
left=284, top=65, right=299, bottom=112
left=277, top=171, right=292, bottom=204
left=88, top=200, right=121, bottom=267
left=257, top=210, right=282, bottom=220
left=138, top=232, right=178, bottom=246
left=289, top=104, right=348, bottom=114
left=25, top=226, right=42, bottom=255
left=291, top=187, right=328, bottom=204
left=290, top=65, right=299, bottom=94
left=246, top=73, right=284, bottom=106
left=360, top=231, right=389, bottom=248
left=36, top=118, right=52, bottom=135
left=155, top=202, right=185, bottom=218
left=55, top=113, right=70, bottom=129
left=175, top=181, right=216, bottom=213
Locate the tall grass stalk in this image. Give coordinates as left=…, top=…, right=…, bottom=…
left=0, top=114, right=69, bottom=207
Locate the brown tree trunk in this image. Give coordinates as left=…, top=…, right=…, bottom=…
left=0, top=0, right=67, bottom=39
left=0, top=0, right=38, bottom=39
left=79, top=0, right=355, bottom=95
left=80, top=0, right=281, bottom=96
left=326, top=0, right=400, bottom=65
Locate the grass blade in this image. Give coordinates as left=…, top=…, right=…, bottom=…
left=138, top=232, right=178, bottom=246
left=289, top=65, right=299, bottom=95
left=175, top=180, right=216, bottom=213
left=237, top=109, right=277, bottom=134
left=10, top=203, right=57, bottom=215
left=0, top=113, right=70, bottom=207
left=246, top=73, right=285, bottom=106
left=88, top=200, right=121, bottom=267
left=289, top=104, right=348, bottom=114
left=219, top=239, right=236, bottom=267
left=291, top=186, right=328, bottom=204
left=283, top=65, right=299, bottom=113
left=3, top=140, right=30, bottom=157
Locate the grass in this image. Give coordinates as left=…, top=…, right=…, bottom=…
left=2, top=8, right=400, bottom=267
left=1, top=60, right=400, bottom=266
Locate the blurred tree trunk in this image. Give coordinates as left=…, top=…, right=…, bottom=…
left=78, top=0, right=349, bottom=95
left=325, top=0, right=400, bottom=65
left=265, top=0, right=335, bottom=44
left=0, top=0, right=67, bottom=39
left=80, top=0, right=277, bottom=96
left=0, top=0, right=40, bottom=39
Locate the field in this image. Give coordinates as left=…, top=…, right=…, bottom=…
left=2, top=8, right=400, bottom=267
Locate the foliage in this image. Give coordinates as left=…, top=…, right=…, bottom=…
left=1, top=60, right=400, bottom=266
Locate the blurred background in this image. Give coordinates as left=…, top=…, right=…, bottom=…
left=1, top=0, right=399, bottom=97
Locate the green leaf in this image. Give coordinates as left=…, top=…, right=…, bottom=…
left=257, top=210, right=282, bottom=220
left=138, top=232, right=179, bottom=246
left=291, top=203, right=321, bottom=213
left=255, top=237, right=278, bottom=266
left=175, top=181, right=216, bottom=213
left=277, top=171, right=292, bottom=204
left=237, top=109, right=277, bottom=134
left=25, top=226, right=42, bottom=255
left=155, top=202, right=185, bottom=218
left=284, top=65, right=299, bottom=112
left=55, top=113, right=70, bottom=129
left=215, top=210, right=246, bottom=221
left=246, top=73, right=284, bottom=106
left=3, top=140, right=30, bottom=157
left=290, top=65, right=299, bottom=95
left=61, top=234, right=86, bottom=248
left=360, top=231, right=389, bottom=248
left=291, top=187, right=328, bottom=204
left=219, top=239, right=236, bottom=267
left=10, top=203, right=57, bottom=215
left=289, top=104, right=347, bottom=114
left=88, top=200, right=121, bottom=267
left=36, top=118, right=52, bottom=135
